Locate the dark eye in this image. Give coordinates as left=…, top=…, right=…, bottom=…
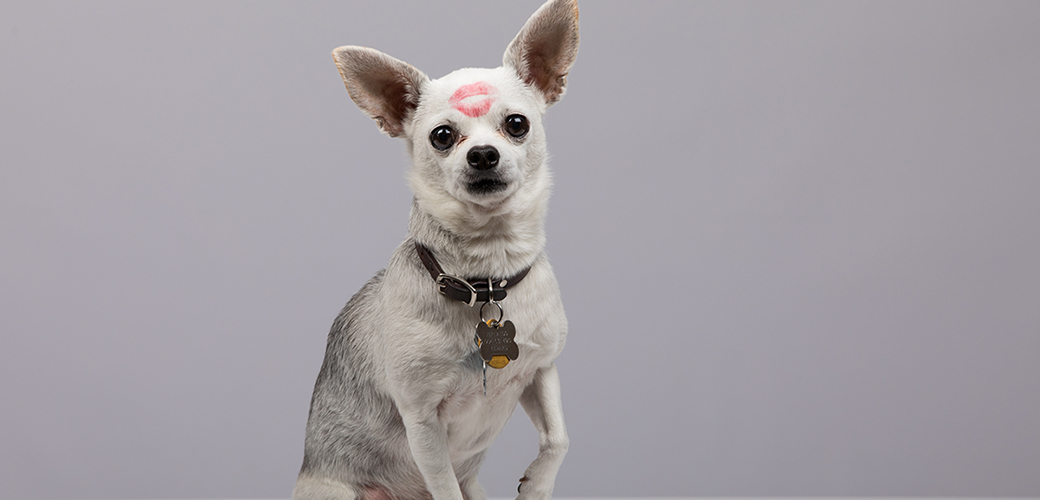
left=504, top=114, right=529, bottom=138
left=430, top=125, right=456, bottom=151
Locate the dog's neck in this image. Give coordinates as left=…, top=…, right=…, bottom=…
left=408, top=193, right=547, bottom=279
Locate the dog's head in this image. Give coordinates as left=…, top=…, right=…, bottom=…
left=331, top=0, right=578, bottom=221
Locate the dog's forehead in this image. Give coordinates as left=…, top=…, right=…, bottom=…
left=449, top=81, right=498, bottom=118
left=423, top=67, right=531, bottom=115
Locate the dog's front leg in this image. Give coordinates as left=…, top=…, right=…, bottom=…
left=517, top=363, right=569, bottom=500
left=399, top=405, right=465, bottom=500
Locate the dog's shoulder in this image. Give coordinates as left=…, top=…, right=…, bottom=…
left=507, top=253, right=568, bottom=360
left=315, top=269, right=387, bottom=384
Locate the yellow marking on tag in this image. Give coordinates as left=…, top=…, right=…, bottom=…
left=488, top=355, right=509, bottom=369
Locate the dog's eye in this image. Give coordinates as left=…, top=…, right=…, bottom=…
left=504, top=114, right=529, bottom=139
left=430, top=125, right=456, bottom=151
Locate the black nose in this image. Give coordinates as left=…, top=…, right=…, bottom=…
left=466, top=146, right=499, bottom=171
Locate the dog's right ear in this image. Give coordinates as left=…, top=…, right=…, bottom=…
left=332, top=46, right=428, bottom=137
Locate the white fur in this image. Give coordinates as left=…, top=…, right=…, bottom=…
left=294, top=2, right=578, bottom=500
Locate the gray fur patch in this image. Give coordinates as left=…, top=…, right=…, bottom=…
left=301, top=271, right=413, bottom=486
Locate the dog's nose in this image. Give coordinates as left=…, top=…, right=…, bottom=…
left=466, top=146, right=499, bottom=171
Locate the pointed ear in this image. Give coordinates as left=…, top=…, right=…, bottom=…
left=332, top=46, right=428, bottom=137
left=503, top=0, right=579, bottom=107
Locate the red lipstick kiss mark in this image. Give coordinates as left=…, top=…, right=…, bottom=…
left=449, top=81, right=498, bottom=118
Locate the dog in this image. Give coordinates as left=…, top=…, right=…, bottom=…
left=292, top=1, right=578, bottom=500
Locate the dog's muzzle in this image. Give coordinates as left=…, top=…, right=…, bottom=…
left=464, top=145, right=508, bottom=195
left=466, top=145, right=499, bottom=171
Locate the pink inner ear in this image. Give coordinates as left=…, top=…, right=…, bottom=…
left=449, top=81, right=498, bottom=118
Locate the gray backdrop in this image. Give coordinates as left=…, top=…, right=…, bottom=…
left=2, top=1, right=1038, bottom=498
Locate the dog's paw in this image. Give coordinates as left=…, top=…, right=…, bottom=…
left=515, top=474, right=553, bottom=500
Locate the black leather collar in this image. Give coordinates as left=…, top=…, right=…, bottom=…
left=414, top=241, right=531, bottom=307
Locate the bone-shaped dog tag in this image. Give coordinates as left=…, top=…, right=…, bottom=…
left=475, top=319, right=519, bottom=369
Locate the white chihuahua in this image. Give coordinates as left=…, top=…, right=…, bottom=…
left=293, top=1, right=578, bottom=500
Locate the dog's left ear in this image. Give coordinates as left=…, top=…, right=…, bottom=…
left=503, top=0, right=579, bottom=107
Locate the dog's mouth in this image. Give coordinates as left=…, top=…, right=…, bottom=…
left=466, top=178, right=509, bottom=195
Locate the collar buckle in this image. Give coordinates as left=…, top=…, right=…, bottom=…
left=436, top=273, right=479, bottom=307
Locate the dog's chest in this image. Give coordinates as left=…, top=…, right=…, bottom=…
left=447, top=306, right=562, bottom=394
left=436, top=301, right=564, bottom=456
left=420, top=258, right=566, bottom=369
left=373, top=248, right=565, bottom=456
left=436, top=353, right=540, bottom=459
